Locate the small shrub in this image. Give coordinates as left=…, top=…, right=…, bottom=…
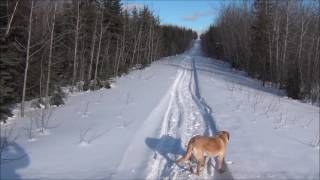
left=49, top=86, right=66, bottom=106
left=0, top=106, right=12, bottom=123
left=76, top=81, right=85, bottom=91
left=89, top=80, right=95, bottom=91
left=104, top=81, right=111, bottom=89
left=30, top=98, right=45, bottom=109
left=83, top=81, right=90, bottom=91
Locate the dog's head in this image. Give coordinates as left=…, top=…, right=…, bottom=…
left=218, top=131, right=230, bottom=142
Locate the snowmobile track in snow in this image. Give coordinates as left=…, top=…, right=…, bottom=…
left=146, top=55, right=218, bottom=179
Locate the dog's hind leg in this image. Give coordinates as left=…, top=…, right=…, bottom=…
left=196, top=160, right=201, bottom=175
left=176, top=147, right=193, bottom=165
left=195, top=156, right=204, bottom=176
left=187, top=159, right=192, bottom=172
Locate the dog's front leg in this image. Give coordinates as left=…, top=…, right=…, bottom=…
left=217, top=154, right=225, bottom=173
left=204, top=157, right=209, bottom=168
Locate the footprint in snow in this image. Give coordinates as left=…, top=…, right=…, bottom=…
left=116, top=115, right=122, bottom=119
left=226, top=160, right=233, bottom=165
left=79, top=141, right=90, bottom=147
left=27, top=138, right=38, bottom=142
left=189, top=115, right=196, bottom=120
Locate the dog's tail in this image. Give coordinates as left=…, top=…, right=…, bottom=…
left=175, top=137, right=195, bottom=164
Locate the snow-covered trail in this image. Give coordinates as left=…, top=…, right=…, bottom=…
left=146, top=43, right=231, bottom=179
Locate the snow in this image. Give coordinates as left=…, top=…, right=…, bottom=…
left=1, top=40, right=319, bottom=180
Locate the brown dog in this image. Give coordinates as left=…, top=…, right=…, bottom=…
left=175, top=131, right=230, bottom=175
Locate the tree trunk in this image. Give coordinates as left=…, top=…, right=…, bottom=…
left=45, top=1, right=57, bottom=108
left=281, top=0, right=290, bottom=82
left=21, top=0, right=34, bottom=117
left=88, top=12, right=97, bottom=82
left=93, top=11, right=104, bottom=88
left=131, top=25, right=142, bottom=66
left=103, top=39, right=110, bottom=80
left=72, top=2, right=80, bottom=90
left=4, top=0, right=19, bottom=40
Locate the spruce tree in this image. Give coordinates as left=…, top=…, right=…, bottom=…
left=0, top=0, right=20, bottom=122
left=250, top=0, right=271, bottom=85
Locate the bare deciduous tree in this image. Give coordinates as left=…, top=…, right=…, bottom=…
left=21, top=0, right=34, bottom=117
left=44, top=1, right=57, bottom=108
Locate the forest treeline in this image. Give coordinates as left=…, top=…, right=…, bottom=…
left=201, top=0, right=319, bottom=103
left=0, top=0, right=197, bottom=122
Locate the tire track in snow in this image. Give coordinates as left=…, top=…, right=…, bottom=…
left=146, top=55, right=218, bottom=179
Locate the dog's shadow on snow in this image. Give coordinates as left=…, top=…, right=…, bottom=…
left=145, top=135, right=185, bottom=176
left=145, top=135, right=185, bottom=161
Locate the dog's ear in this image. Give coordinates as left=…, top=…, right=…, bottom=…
left=225, top=131, right=230, bottom=140
left=221, top=131, right=229, bottom=140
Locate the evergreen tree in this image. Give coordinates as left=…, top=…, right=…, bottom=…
left=0, top=0, right=22, bottom=122
left=250, top=0, right=271, bottom=84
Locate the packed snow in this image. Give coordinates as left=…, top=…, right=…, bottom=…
left=1, top=40, right=319, bottom=179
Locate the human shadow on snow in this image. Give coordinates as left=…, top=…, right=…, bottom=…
left=0, top=141, right=30, bottom=180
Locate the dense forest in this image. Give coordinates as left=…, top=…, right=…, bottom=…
left=0, top=0, right=197, bottom=122
left=201, top=0, right=319, bottom=103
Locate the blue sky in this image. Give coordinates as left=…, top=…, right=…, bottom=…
left=122, top=0, right=228, bottom=33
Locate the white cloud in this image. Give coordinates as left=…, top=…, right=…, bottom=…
left=183, top=8, right=215, bottom=21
